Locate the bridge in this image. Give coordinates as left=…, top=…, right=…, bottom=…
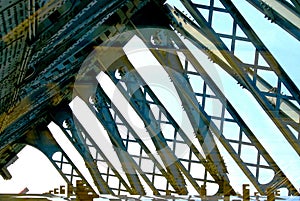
left=0, top=0, right=299, bottom=200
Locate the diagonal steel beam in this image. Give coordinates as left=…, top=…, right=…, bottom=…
left=245, top=0, right=300, bottom=41
left=219, top=0, right=300, bottom=105
left=92, top=86, right=174, bottom=195
left=177, top=48, right=299, bottom=195
left=166, top=2, right=300, bottom=157
left=91, top=48, right=208, bottom=194
left=134, top=29, right=230, bottom=185
left=142, top=28, right=298, bottom=194
left=51, top=104, right=136, bottom=195
left=106, top=62, right=234, bottom=194
left=102, top=65, right=190, bottom=195
left=71, top=116, right=135, bottom=195
left=162, top=7, right=299, bottom=194
left=83, top=82, right=196, bottom=195
left=91, top=47, right=237, bottom=195
left=50, top=105, right=114, bottom=195
left=87, top=87, right=159, bottom=195
left=176, top=0, right=300, bottom=105
left=118, top=18, right=299, bottom=194
left=20, top=125, right=98, bottom=197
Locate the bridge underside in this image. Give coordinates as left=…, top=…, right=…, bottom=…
left=0, top=0, right=299, bottom=198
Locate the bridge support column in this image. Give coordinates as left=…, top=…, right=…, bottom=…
left=21, top=125, right=97, bottom=198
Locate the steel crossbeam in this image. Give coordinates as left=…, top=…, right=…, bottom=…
left=20, top=126, right=97, bottom=197
left=166, top=1, right=300, bottom=157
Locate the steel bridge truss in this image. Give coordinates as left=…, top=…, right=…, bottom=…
left=1, top=0, right=299, bottom=198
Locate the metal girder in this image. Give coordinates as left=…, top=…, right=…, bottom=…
left=51, top=105, right=136, bottom=195
left=133, top=29, right=230, bottom=183
left=177, top=48, right=299, bottom=195
left=92, top=86, right=186, bottom=195
left=137, top=27, right=298, bottom=195
left=103, top=63, right=190, bottom=194
left=1, top=0, right=299, bottom=197
left=131, top=27, right=298, bottom=195
left=244, top=0, right=300, bottom=41
left=0, top=0, right=150, bottom=149
left=87, top=89, right=152, bottom=195
left=88, top=44, right=238, bottom=195
left=76, top=82, right=195, bottom=195
left=20, top=126, right=97, bottom=197
left=50, top=105, right=114, bottom=195
left=166, top=1, right=300, bottom=157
